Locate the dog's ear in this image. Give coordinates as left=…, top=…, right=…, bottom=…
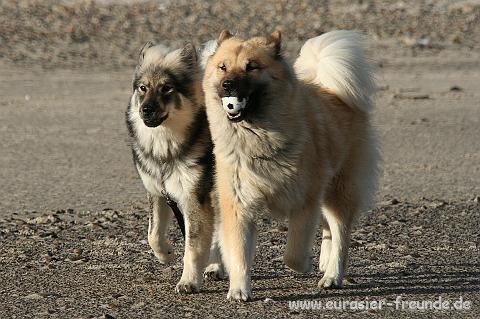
left=218, top=30, right=233, bottom=44
left=266, top=30, right=282, bottom=58
left=138, top=41, right=154, bottom=64
left=180, top=42, right=197, bottom=69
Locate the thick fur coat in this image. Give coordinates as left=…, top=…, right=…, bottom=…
left=202, top=30, right=380, bottom=301
left=126, top=42, right=224, bottom=294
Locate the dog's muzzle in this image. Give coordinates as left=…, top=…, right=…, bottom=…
left=221, top=96, right=248, bottom=121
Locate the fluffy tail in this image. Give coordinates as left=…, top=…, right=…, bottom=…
left=294, top=30, right=376, bottom=112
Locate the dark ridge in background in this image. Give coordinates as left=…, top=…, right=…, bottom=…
left=0, top=0, right=479, bottom=68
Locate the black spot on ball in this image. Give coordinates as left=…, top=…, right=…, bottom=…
left=227, top=103, right=234, bottom=110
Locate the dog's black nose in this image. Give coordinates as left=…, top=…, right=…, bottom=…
left=222, top=80, right=234, bottom=92
left=142, top=104, right=155, bottom=117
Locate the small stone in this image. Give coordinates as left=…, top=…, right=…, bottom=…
left=450, top=85, right=463, bottom=92
left=385, top=261, right=405, bottom=269
left=429, top=201, right=446, bottom=208
left=264, top=297, right=275, bottom=303
left=68, top=255, right=85, bottom=262
left=131, top=302, right=145, bottom=309
left=394, top=93, right=430, bottom=100
left=472, top=196, right=480, bottom=203
left=383, top=198, right=399, bottom=205
left=39, top=232, right=58, bottom=238
left=416, top=37, right=430, bottom=48
left=343, top=277, right=357, bottom=285
left=412, top=230, right=423, bottom=236
left=24, top=293, right=43, bottom=300
left=366, top=243, right=386, bottom=250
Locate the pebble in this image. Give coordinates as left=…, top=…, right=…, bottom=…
left=365, top=243, right=387, bottom=250
left=29, top=214, right=60, bottom=225
left=450, top=85, right=463, bottom=92
left=412, top=230, right=423, bottom=236
left=383, top=198, right=399, bottom=205
left=24, top=293, right=44, bottom=300
left=384, top=261, right=405, bottom=269
left=131, top=302, right=145, bottom=309
left=393, top=93, right=430, bottom=100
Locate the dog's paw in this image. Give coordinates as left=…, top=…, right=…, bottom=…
left=227, top=287, right=252, bottom=302
left=284, top=255, right=313, bottom=273
left=152, top=245, right=174, bottom=265
left=318, top=275, right=343, bottom=289
left=148, top=239, right=174, bottom=264
left=175, top=280, right=200, bottom=294
left=204, top=263, right=226, bottom=281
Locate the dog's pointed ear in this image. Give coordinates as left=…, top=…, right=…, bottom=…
left=180, top=42, right=197, bottom=69
left=218, top=30, right=233, bottom=44
left=138, top=41, right=154, bottom=64
left=266, top=30, right=282, bottom=58
left=139, top=41, right=154, bottom=64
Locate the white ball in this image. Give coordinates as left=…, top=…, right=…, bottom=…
left=221, top=97, right=247, bottom=114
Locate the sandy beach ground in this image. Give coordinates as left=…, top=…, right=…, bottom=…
left=0, top=1, right=479, bottom=318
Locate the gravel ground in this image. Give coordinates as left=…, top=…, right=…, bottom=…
left=1, top=0, right=480, bottom=318
left=1, top=199, right=479, bottom=318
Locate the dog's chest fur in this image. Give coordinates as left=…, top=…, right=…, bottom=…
left=127, top=96, right=212, bottom=210
left=215, top=123, right=303, bottom=216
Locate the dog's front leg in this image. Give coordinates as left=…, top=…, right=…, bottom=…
left=148, top=194, right=174, bottom=264
left=175, top=203, right=214, bottom=294
left=220, top=197, right=256, bottom=301
left=204, top=226, right=226, bottom=280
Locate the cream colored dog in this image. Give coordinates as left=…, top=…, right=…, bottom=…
left=202, top=30, right=380, bottom=301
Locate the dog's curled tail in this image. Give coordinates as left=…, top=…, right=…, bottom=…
left=294, top=30, right=376, bottom=112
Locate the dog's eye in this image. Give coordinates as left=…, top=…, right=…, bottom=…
left=246, top=61, right=260, bottom=72
left=139, top=85, right=147, bottom=92
left=162, top=85, right=174, bottom=95
left=219, top=64, right=227, bottom=72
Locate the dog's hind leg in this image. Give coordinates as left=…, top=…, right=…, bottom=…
left=284, top=201, right=320, bottom=273
left=148, top=194, right=174, bottom=264
left=319, top=214, right=332, bottom=273
left=176, top=203, right=214, bottom=294
left=318, top=201, right=353, bottom=289
left=318, top=168, right=365, bottom=288
left=319, top=132, right=379, bottom=289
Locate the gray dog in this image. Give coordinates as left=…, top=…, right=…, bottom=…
left=126, top=42, right=224, bottom=293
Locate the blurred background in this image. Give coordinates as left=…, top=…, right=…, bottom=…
left=0, top=0, right=479, bottom=214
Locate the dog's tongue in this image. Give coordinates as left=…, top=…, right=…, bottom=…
left=221, top=97, right=247, bottom=114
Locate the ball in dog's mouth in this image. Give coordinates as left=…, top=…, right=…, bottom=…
left=221, top=96, right=247, bottom=121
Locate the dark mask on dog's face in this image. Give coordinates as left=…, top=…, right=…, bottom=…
left=135, top=78, right=176, bottom=127
left=133, top=43, right=198, bottom=127
left=209, top=30, right=284, bottom=122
